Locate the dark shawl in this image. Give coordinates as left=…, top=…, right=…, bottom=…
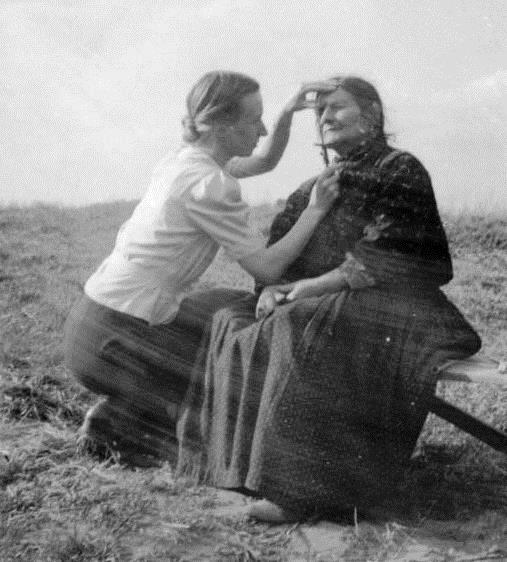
left=267, top=142, right=453, bottom=290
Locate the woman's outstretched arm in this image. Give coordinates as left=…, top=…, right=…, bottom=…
left=226, top=81, right=337, bottom=178
left=237, top=166, right=341, bottom=285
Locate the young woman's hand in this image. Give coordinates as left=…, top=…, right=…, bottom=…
left=284, top=80, right=339, bottom=114
left=308, top=165, right=341, bottom=213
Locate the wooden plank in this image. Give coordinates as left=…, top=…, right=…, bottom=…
left=438, top=356, right=507, bottom=385
left=429, top=396, right=507, bottom=454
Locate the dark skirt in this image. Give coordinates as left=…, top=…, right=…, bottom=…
left=177, top=287, right=481, bottom=515
left=64, top=289, right=251, bottom=441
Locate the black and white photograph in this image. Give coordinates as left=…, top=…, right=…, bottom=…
left=1, top=1, right=506, bottom=560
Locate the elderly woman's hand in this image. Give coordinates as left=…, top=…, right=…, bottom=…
left=284, top=80, right=339, bottom=113
left=256, top=271, right=350, bottom=319
left=279, top=268, right=350, bottom=302
left=255, top=279, right=321, bottom=320
left=283, top=279, right=322, bottom=301
left=255, top=288, right=288, bottom=320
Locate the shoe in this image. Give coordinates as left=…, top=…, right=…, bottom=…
left=247, top=499, right=301, bottom=524
left=78, top=398, right=176, bottom=467
left=78, top=398, right=122, bottom=447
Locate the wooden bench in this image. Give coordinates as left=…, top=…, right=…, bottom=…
left=430, top=356, right=507, bottom=454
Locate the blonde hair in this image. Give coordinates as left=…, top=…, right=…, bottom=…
left=182, top=71, right=260, bottom=143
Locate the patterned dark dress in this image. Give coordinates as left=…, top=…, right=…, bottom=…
left=177, top=141, right=481, bottom=516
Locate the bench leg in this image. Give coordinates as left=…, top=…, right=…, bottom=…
left=429, top=396, right=507, bottom=455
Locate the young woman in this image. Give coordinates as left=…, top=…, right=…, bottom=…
left=176, top=75, right=481, bottom=521
left=64, top=71, right=339, bottom=465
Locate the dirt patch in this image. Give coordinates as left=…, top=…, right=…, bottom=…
left=2, top=422, right=506, bottom=561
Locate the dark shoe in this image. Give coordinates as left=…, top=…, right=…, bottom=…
left=78, top=398, right=122, bottom=450
left=78, top=398, right=177, bottom=467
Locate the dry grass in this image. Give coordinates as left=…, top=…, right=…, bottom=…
left=0, top=201, right=506, bottom=561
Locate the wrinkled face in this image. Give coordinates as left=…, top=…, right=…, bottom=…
left=223, top=91, right=267, bottom=158
left=317, top=87, right=368, bottom=152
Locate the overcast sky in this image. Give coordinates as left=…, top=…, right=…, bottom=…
left=1, top=0, right=506, bottom=211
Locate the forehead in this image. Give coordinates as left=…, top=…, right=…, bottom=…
left=239, top=91, right=263, bottom=119
left=318, top=87, right=359, bottom=108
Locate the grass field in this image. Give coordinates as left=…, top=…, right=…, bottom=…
left=0, top=201, right=506, bottom=561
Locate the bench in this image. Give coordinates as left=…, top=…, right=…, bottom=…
left=430, top=356, right=507, bottom=454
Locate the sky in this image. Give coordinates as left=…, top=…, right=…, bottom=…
left=1, top=0, right=506, bottom=212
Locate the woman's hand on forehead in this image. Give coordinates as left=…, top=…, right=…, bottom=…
left=285, top=80, right=340, bottom=113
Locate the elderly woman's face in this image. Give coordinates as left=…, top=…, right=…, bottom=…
left=317, top=88, right=367, bottom=152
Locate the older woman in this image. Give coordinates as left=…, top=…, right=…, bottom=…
left=176, top=76, right=481, bottom=521
left=64, top=71, right=340, bottom=465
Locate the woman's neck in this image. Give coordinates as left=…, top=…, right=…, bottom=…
left=192, top=138, right=231, bottom=168
left=330, top=137, right=385, bottom=161
left=327, top=139, right=363, bottom=161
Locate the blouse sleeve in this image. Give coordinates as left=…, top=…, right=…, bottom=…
left=350, top=152, right=453, bottom=289
left=185, top=171, right=266, bottom=261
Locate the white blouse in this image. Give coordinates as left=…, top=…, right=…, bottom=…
left=85, top=146, right=265, bottom=324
